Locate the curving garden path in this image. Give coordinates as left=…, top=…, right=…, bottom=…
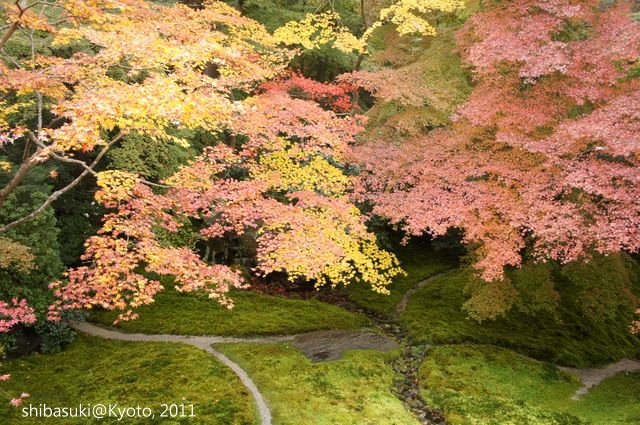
left=70, top=321, right=398, bottom=425
left=394, top=271, right=453, bottom=318
left=560, top=359, right=640, bottom=400
left=71, top=271, right=640, bottom=425
left=70, top=321, right=284, bottom=425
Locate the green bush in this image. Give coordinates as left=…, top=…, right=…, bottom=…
left=34, top=320, right=76, bottom=354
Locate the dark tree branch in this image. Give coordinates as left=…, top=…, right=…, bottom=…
left=42, top=142, right=173, bottom=189
left=0, top=144, right=45, bottom=209
left=0, top=1, right=24, bottom=51
left=0, top=132, right=124, bottom=233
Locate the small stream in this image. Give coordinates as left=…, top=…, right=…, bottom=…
left=331, top=297, right=446, bottom=425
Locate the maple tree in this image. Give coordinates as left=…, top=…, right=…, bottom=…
left=0, top=0, right=284, bottom=302
left=0, top=0, right=405, bottom=326
left=0, top=0, right=637, bottom=348
left=350, top=0, right=640, bottom=318
left=0, top=0, right=286, bottom=225
left=0, top=0, right=637, bottom=414
left=50, top=81, right=403, bottom=323
left=0, top=289, right=35, bottom=406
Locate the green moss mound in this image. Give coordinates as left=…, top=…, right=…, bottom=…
left=0, top=335, right=256, bottom=424
left=90, top=288, right=369, bottom=336
left=420, top=345, right=640, bottom=425
left=401, top=255, right=640, bottom=367
left=217, top=343, right=417, bottom=425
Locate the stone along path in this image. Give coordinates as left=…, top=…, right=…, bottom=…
left=70, top=321, right=399, bottom=425
left=290, top=329, right=398, bottom=362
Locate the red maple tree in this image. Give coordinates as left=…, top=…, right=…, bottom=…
left=352, top=0, right=640, bottom=291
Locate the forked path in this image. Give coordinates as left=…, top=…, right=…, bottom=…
left=70, top=321, right=398, bottom=425
left=560, top=359, right=640, bottom=399
left=70, top=321, right=292, bottom=425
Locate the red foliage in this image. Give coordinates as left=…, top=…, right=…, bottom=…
left=0, top=299, right=36, bottom=333
left=260, top=73, right=355, bottom=113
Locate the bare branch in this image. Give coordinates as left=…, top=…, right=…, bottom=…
left=0, top=48, right=22, bottom=68
left=0, top=1, right=25, bottom=51
left=0, top=21, right=20, bottom=51
left=0, top=143, right=46, bottom=209
left=36, top=92, right=43, bottom=132
left=39, top=140, right=173, bottom=189
left=0, top=132, right=124, bottom=234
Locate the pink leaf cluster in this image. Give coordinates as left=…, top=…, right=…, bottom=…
left=9, top=393, right=30, bottom=407
left=49, top=181, right=246, bottom=324
left=0, top=299, right=36, bottom=333
left=260, top=73, right=355, bottom=112
left=352, top=0, right=640, bottom=281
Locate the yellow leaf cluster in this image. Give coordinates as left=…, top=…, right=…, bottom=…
left=95, top=170, right=139, bottom=204
left=377, top=0, right=464, bottom=37
left=260, top=202, right=404, bottom=293
left=274, top=12, right=365, bottom=54
left=273, top=0, right=464, bottom=57
left=0, top=237, right=35, bottom=272
left=252, top=145, right=350, bottom=196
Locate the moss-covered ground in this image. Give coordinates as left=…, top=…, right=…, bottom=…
left=0, top=335, right=257, bottom=424
left=217, top=343, right=418, bottom=425
left=420, top=345, right=640, bottom=425
left=344, top=244, right=458, bottom=316
left=90, top=288, right=369, bottom=336
left=401, top=269, right=640, bottom=368
left=4, top=252, right=640, bottom=425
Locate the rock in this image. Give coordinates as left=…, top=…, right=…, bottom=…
left=291, top=330, right=398, bottom=362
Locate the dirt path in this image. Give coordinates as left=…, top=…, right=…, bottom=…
left=560, top=359, right=640, bottom=399
left=395, top=272, right=451, bottom=318
left=71, top=321, right=283, bottom=425
left=71, top=321, right=400, bottom=425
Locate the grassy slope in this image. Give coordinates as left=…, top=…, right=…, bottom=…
left=90, top=288, right=369, bottom=336
left=400, top=270, right=640, bottom=367
left=0, top=335, right=256, bottom=424
left=420, top=345, right=640, bottom=425
left=344, top=245, right=458, bottom=316
left=217, top=343, right=418, bottom=425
